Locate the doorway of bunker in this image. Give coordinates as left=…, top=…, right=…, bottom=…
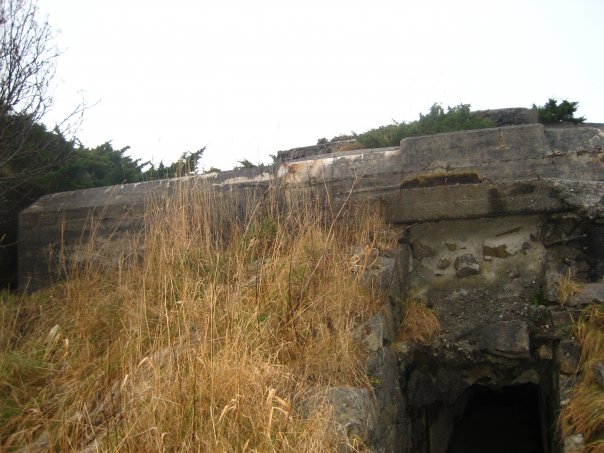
left=424, top=383, right=549, bottom=453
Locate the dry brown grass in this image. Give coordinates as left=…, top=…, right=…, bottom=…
left=557, top=269, right=583, bottom=306
left=0, top=181, right=384, bottom=451
left=559, top=307, right=604, bottom=451
left=399, top=297, right=440, bottom=346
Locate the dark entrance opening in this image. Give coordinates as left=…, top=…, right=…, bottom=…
left=447, top=384, right=545, bottom=453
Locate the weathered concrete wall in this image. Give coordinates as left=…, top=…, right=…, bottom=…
left=389, top=210, right=604, bottom=452
left=19, top=123, right=604, bottom=290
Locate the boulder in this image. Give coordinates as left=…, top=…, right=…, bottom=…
left=475, top=321, right=530, bottom=359
left=411, top=241, right=436, bottom=260
left=570, top=283, right=604, bottom=306
left=454, top=254, right=480, bottom=277
left=325, top=387, right=379, bottom=452
left=556, top=340, right=581, bottom=375
left=544, top=267, right=563, bottom=302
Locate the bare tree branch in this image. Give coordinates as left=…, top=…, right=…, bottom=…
left=0, top=0, right=82, bottom=199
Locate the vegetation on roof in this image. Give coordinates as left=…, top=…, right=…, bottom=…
left=355, top=103, right=496, bottom=148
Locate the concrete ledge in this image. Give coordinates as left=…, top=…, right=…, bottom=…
left=400, top=124, right=546, bottom=172
left=381, top=179, right=567, bottom=223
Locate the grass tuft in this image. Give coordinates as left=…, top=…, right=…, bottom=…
left=399, top=298, right=440, bottom=346
left=557, top=269, right=583, bottom=306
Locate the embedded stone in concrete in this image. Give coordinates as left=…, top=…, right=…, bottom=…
left=445, top=243, right=457, bottom=251
left=475, top=321, right=530, bottom=359
left=411, top=241, right=436, bottom=260
left=454, top=254, right=480, bottom=277
left=556, top=340, right=581, bottom=375
left=483, top=233, right=527, bottom=259
left=437, top=258, right=451, bottom=270
left=483, top=243, right=511, bottom=258
left=537, top=344, right=553, bottom=360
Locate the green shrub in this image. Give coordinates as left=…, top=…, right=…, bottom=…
left=357, top=103, right=495, bottom=148
left=235, top=159, right=257, bottom=169
left=533, top=98, right=585, bottom=124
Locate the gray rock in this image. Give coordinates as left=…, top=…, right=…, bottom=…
left=353, top=309, right=395, bottom=374
left=556, top=339, right=581, bottom=375
left=483, top=243, right=510, bottom=258
left=550, top=310, right=574, bottom=330
left=351, top=308, right=403, bottom=452
left=548, top=179, right=604, bottom=220
left=545, top=268, right=563, bottom=302
left=324, top=386, right=379, bottom=451
left=454, top=254, right=480, bottom=277
left=570, top=283, right=604, bottom=306
left=445, top=242, right=458, bottom=251
left=369, top=348, right=404, bottom=453
left=475, top=321, right=530, bottom=359
left=411, top=241, right=436, bottom=260
left=362, top=256, right=396, bottom=293
left=483, top=231, right=528, bottom=259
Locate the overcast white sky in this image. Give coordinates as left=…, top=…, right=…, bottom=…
left=40, top=0, right=604, bottom=171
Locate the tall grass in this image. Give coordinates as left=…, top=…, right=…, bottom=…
left=559, top=307, right=604, bottom=451
left=0, top=180, right=385, bottom=451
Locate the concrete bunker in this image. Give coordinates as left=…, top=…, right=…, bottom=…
left=16, top=117, right=604, bottom=452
